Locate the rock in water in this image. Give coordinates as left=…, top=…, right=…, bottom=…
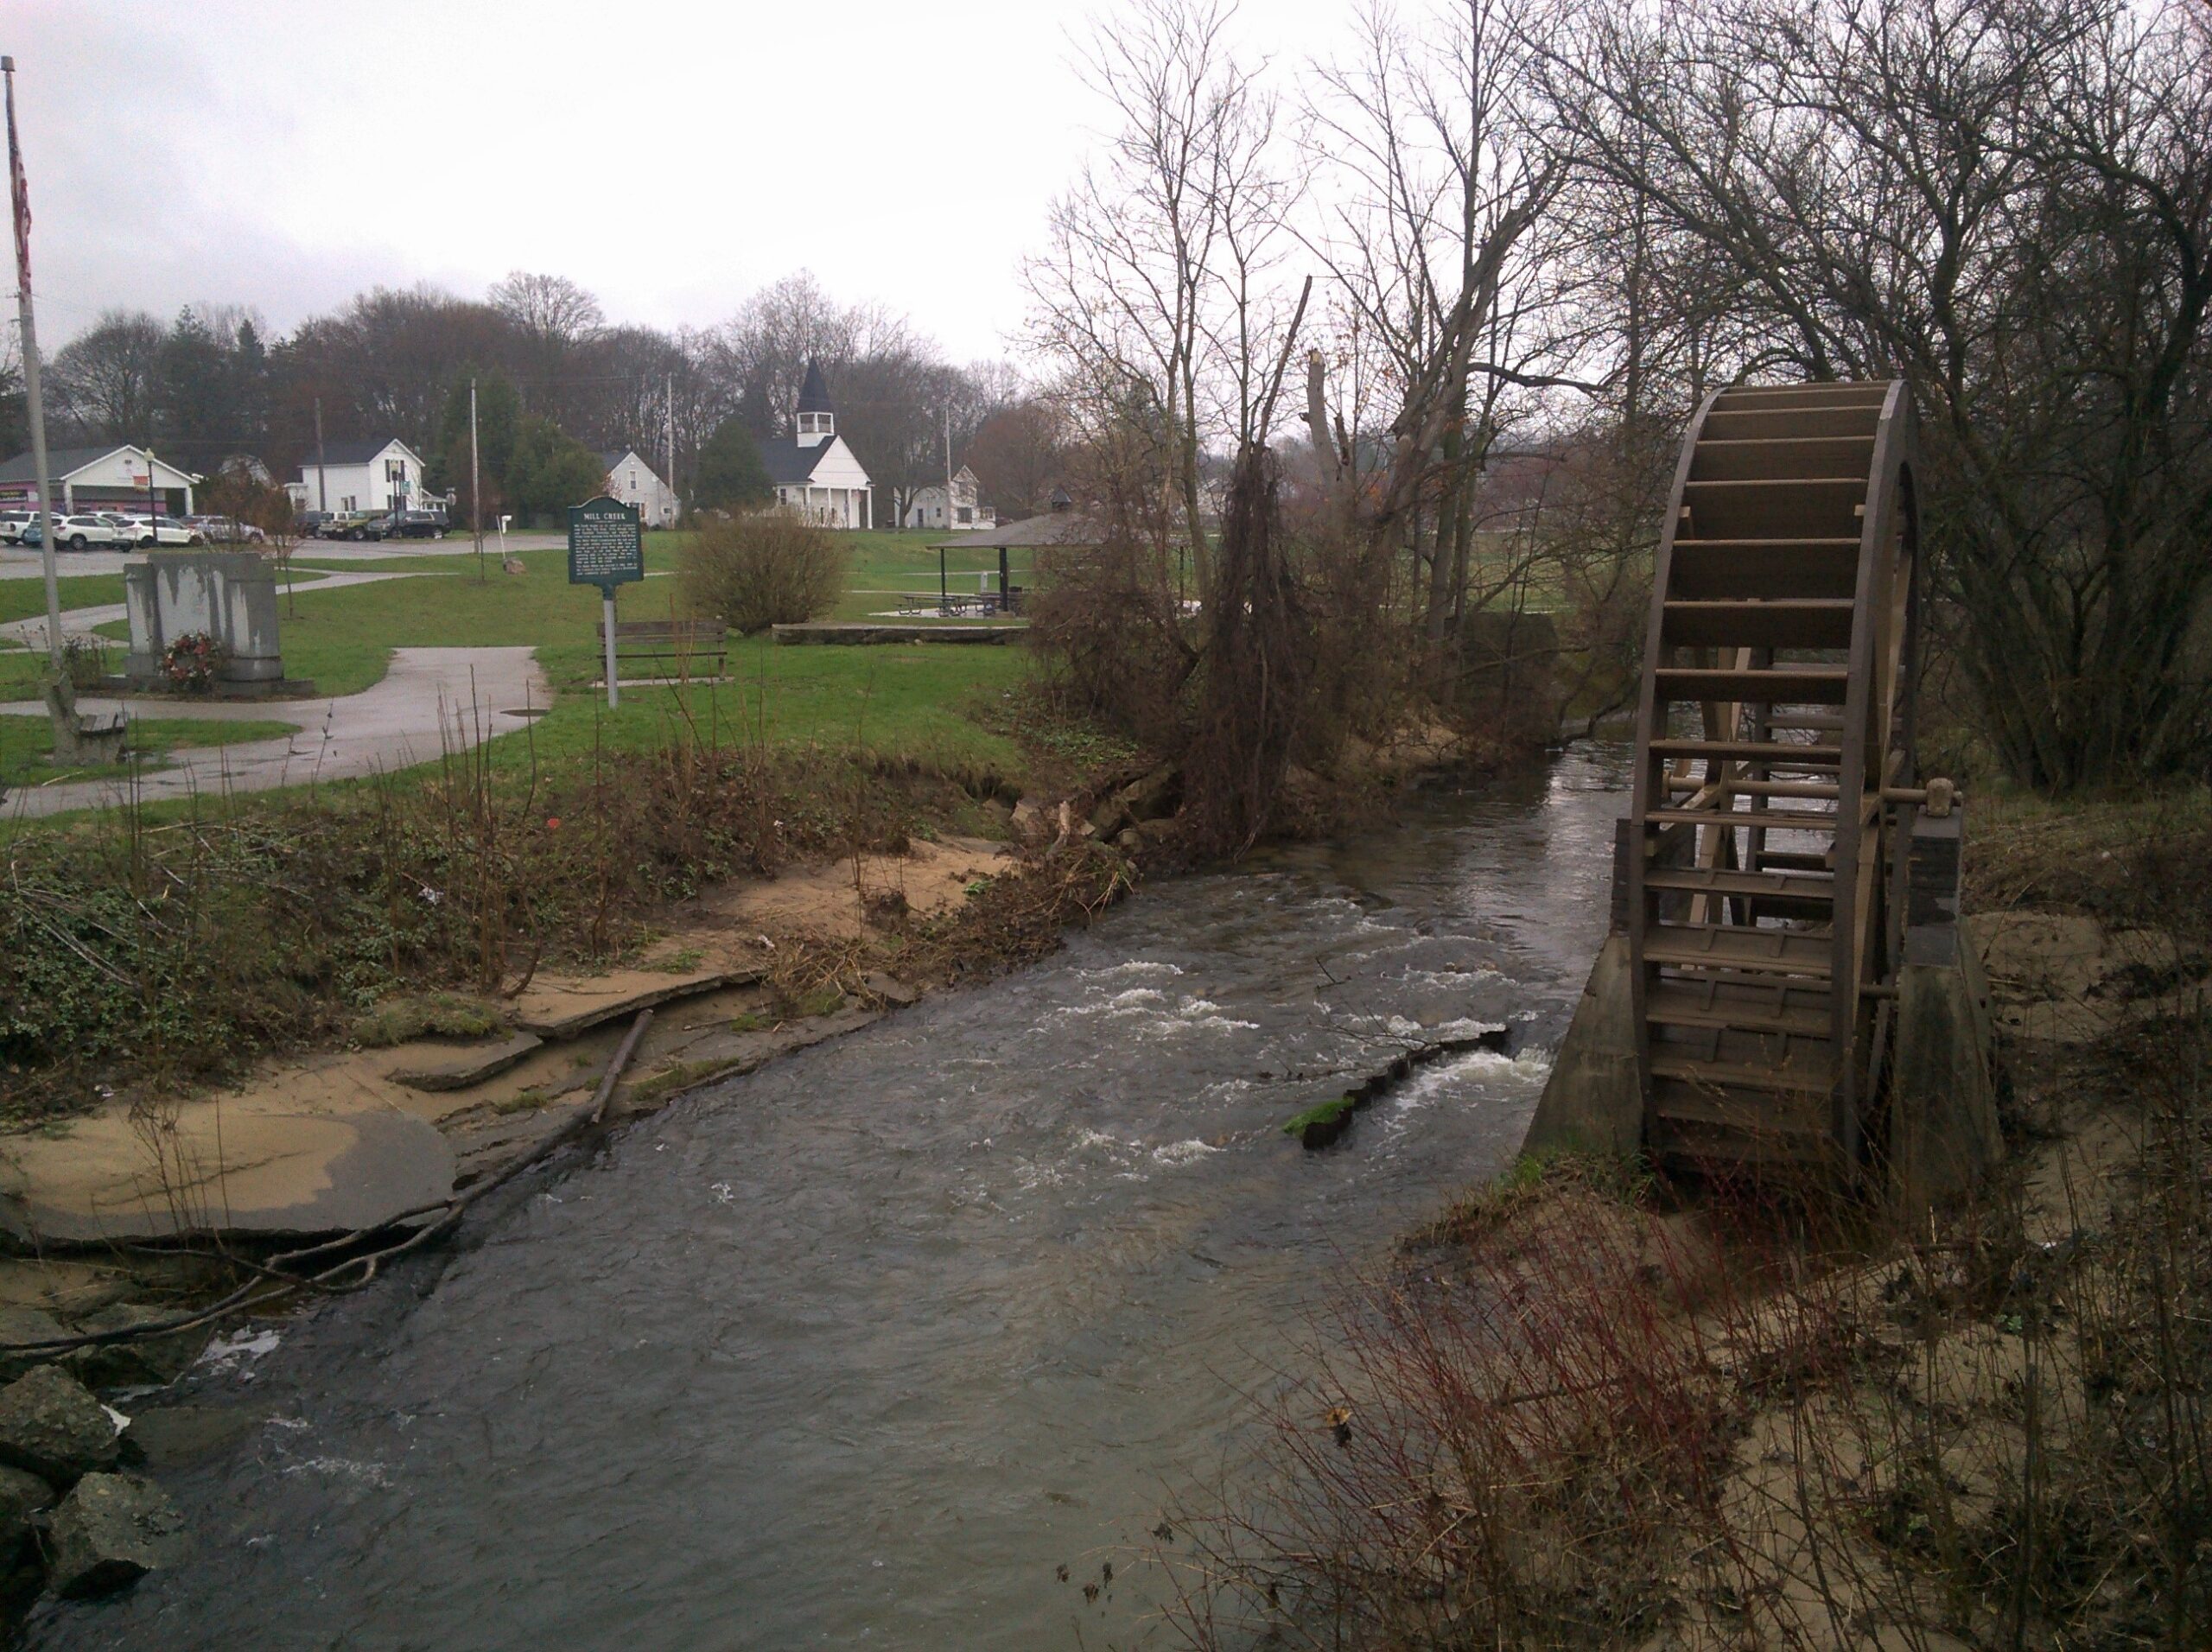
left=0, top=1367, right=120, bottom=1484
left=43, top=1473, right=188, bottom=1598
left=0, top=1465, right=54, bottom=1555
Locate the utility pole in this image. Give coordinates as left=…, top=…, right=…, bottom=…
left=5, top=58, right=63, bottom=703
left=314, top=397, right=327, bottom=513
left=470, top=376, right=483, bottom=581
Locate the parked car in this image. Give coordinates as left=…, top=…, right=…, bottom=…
left=190, top=514, right=265, bottom=543
left=296, top=511, right=336, bottom=537
left=127, top=517, right=207, bottom=548
left=0, top=509, right=35, bottom=544
left=44, top=515, right=135, bottom=550
left=385, top=511, right=448, bottom=540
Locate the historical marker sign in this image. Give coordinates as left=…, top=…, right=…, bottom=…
left=568, top=496, right=643, bottom=592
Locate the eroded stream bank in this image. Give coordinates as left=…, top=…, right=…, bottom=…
left=29, top=747, right=1629, bottom=1650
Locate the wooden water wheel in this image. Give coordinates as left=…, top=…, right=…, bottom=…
left=1626, top=379, right=1926, bottom=1176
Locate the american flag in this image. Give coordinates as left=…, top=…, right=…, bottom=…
left=6, top=76, right=29, bottom=297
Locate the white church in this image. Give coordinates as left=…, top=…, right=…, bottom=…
left=760, top=362, right=873, bottom=529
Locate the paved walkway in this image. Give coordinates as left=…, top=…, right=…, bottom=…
left=1, top=646, right=550, bottom=819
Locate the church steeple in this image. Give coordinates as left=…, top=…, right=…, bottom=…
left=795, top=359, right=836, bottom=448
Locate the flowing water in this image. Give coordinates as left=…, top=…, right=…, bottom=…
left=35, top=747, right=1628, bottom=1652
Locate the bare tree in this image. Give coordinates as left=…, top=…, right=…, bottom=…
left=1297, top=0, right=1571, bottom=688
left=48, top=310, right=165, bottom=442
left=487, top=270, right=606, bottom=355
left=1025, top=0, right=1296, bottom=591
left=1537, top=0, right=2212, bottom=790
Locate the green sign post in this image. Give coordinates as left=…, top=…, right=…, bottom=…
left=568, top=495, right=643, bottom=708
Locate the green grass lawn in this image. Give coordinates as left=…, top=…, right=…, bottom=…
left=0, top=573, right=128, bottom=626
left=1, top=533, right=1037, bottom=816
left=0, top=715, right=299, bottom=786
left=73, top=542, right=1030, bottom=771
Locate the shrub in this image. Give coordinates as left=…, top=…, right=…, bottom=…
left=60, top=636, right=110, bottom=690
left=678, top=513, right=843, bottom=635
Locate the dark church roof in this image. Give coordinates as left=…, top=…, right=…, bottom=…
left=796, top=360, right=834, bottom=415
left=758, top=436, right=833, bottom=486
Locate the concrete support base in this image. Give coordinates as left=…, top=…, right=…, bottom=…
left=1522, top=934, right=1643, bottom=1160
left=1887, top=938, right=2005, bottom=1210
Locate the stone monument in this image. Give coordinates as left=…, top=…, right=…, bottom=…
left=121, top=552, right=300, bottom=695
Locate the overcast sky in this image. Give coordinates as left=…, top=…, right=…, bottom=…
left=8, top=0, right=1353, bottom=364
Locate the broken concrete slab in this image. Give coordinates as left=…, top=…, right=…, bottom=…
left=512, top=967, right=766, bottom=1039
left=444, top=1097, right=593, bottom=1186
left=0, top=1103, right=454, bottom=1245
left=611, top=1007, right=884, bottom=1118
left=861, top=971, right=919, bottom=1007
left=387, top=1032, right=544, bottom=1092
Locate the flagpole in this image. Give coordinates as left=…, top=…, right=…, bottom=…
left=3, top=58, right=61, bottom=680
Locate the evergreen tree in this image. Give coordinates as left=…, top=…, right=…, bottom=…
left=158, top=306, right=228, bottom=454
left=431, top=369, right=521, bottom=520
left=505, top=415, right=605, bottom=526
left=693, top=416, right=772, bottom=511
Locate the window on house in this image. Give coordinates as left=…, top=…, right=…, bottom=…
left=957, top=506, right=973, bottom=524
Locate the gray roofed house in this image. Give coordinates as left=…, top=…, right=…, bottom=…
left=598, top=448, right=679, bottom=526
left=288, top=437, right=426, bottom=517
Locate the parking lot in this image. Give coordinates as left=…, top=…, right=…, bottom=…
left=0, top=530, right=567, bottom=581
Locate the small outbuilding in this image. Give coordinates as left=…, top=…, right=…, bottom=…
left=903, top=466, right=995, bottom=531
left=0, top=444, right=201, bottom=518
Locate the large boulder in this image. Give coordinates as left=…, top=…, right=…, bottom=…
left=0, top=1465, right=54, bottom=1556
left=42, top=1473, right=188, bottom=1598
left=0, top=1366, right=120, bottom=1485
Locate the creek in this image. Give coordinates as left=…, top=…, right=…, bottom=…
left=32, top=747, right=1628, bottom=1650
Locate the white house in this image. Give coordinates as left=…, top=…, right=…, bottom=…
left=599, top=448, right=680, bottom=527
left=0, top=444, right=200, bottom=517
left=760, top=361, right=873, bottom=529
left=287, top=438, right=428, bottom=516
left=902, top=465, right=995, bottom=531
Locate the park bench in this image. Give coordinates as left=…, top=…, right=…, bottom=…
left=595, top=618, right=730, bottom=685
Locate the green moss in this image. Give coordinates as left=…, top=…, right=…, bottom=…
left=1282, top=1094, right=1358, bottom=1135
left=353, top=992, right=507, bottom=1048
